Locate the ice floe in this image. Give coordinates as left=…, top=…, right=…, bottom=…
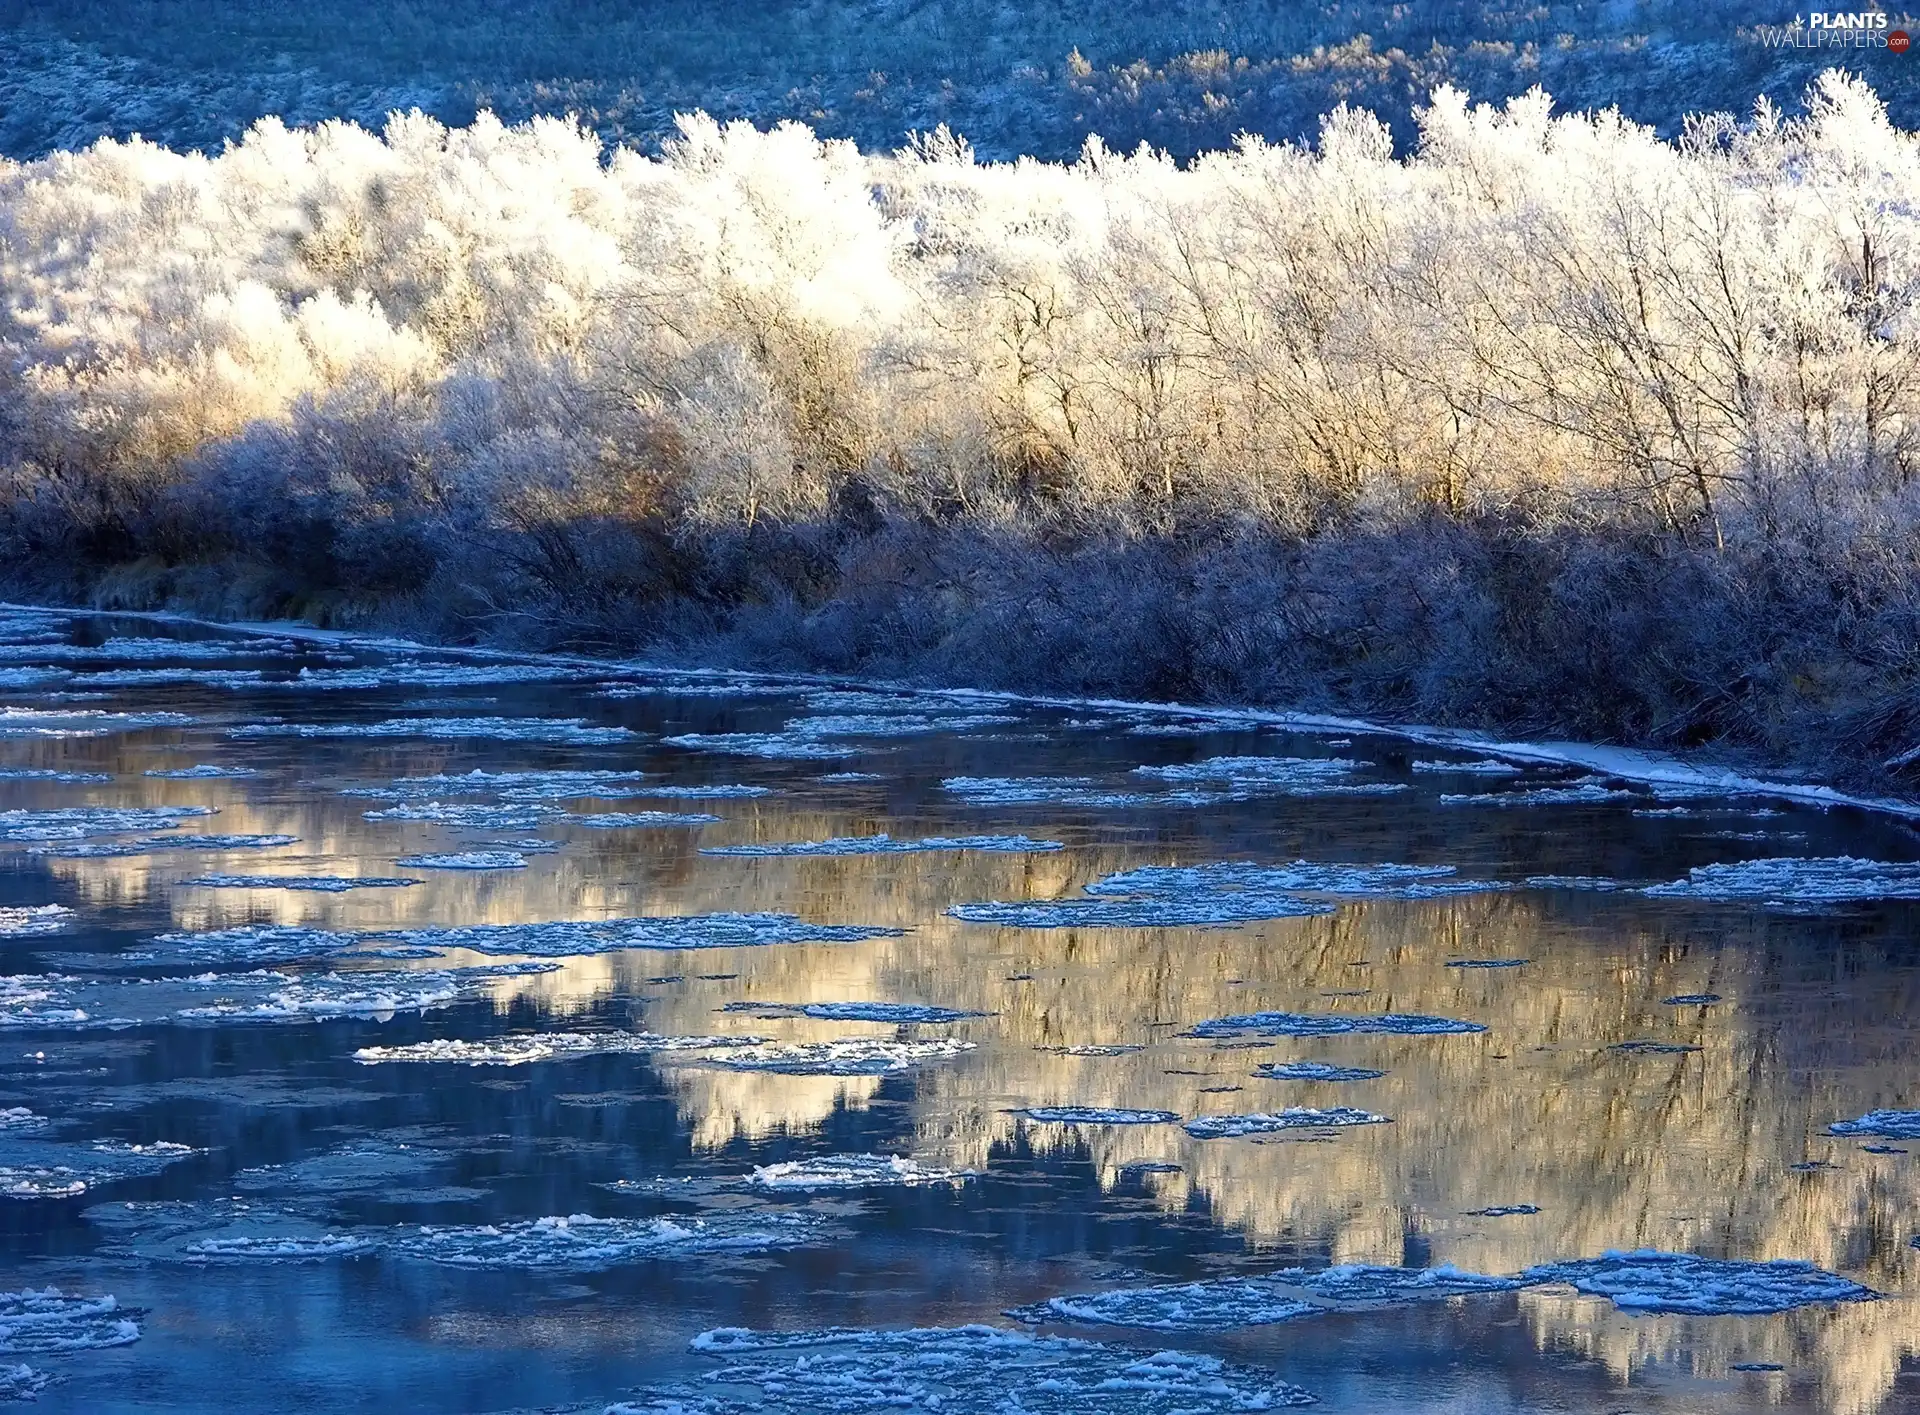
left=0, top=963, right=554, bottom=1030
left=1252, top=1062, right=1386, bottom=1081
left=722, top=1002, right=983, bottom=1023
left=111, top=925, right=362, bottom=969
left=33, top=833, right=297, bottom=858
left=1664, top=993, right=1723, bottom=1005
left=1520, top=1250, right=1876, bottom=1314
left=353, top=1032, right=761, bottom=1066
left=0, top=708, right=195, bottom=738
left=361, top=801, right=562, bottom=831
left=672, top=1039, right=975, bottom=1076
left=748, top=1155, right=979, bottom=1191
left=1411, top=759, right=1520, bottom=775
left=234, top=716, right=636, bottom=744
left=0, top=668, right=72, bottom=689
left=1007, top=1263, right=1519, bottom=1332
left=0, top=637, right=292, bottom=663
left=1183, top=1108, right=1390, bottom=1138
left=394, top=852, right=528, bottom=870
left=0, top=768, right=110, bottom=783
left=0, top=1112, right=47, bottom=1134
left=1013, top=1107, right=1180, bottom=1125
left=142, top=765, right=258, bottom=779
left=1132, top=756, right=1405, bottom=796
left=389, top=914, right=903, bottom=957
left=1445, top=958, right=1529, bottom=968
left=1611, top=1041, right=1702, bottom=1055
left=0, top=806, right=214, bottom=843
left=941, top=776, right=1218, bottom=809
left=0, top=1288, right=139, bottom=1351
left=663, top=732, right=859, bottom=760
left=560, top=810, right=720, bottom=828
left=1641, top=856, right=1920, bottom=907
left=360, top=769, right=653, bottom=800
left=232, top=1140, right=443, bottom=1196
left=81, top=668, right=267, bottom=688
left=951, top=860, right=1503, bottom=929
left=1440, top=783, right=1635, bottom=807
left=604, top=1325, right=1316, bottom=1414
left=1466, top=1205, right=1541, bottom=1217
left=0, top=1137, right=197, bottom=1198
left=1828, top=1110, right=1920, bottom=1140
left=1044, top=1044, right=1146, bottom=1057
left=0, top=906, right=73, bottom=938
left=1189, top=1010, right=1485, bottom=1038
left=178, top=874, right=421, bottom=892
left=702, top=834, right=1063, bottom=857
left=276, top=662, right=601, bottom=689
left=387, top=1211, right=831, bottom=1269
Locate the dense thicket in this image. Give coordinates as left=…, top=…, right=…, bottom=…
left=0, top=1, right=1908, bottom=162
left=5, top=74, right=1920, bottom=782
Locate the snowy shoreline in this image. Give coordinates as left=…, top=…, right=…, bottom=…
left=11, top=599, right=1916, bottom=822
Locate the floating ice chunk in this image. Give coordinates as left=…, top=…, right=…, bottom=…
left=1520, top=1250, right=1876, bottom=1314
left=1524, top=875, right=1630, bottom=891
left=33, top=833, right=298, bottom=858
left=389, top=1211, right=830, bottom=1270
left=1007, top=1278, right=1318, bottom=1331
left=1411, top=759, right=1520, bottom=775
left=1828, top=1111, right=1920, bottom=1140
left=1466, top=1205, right=1540, bottom=1217
left=1183, top=1108, right=1390, bottom=1138
left=1664, top=993, right=1723, bottom=1005
left=941, top=776, right=1229, bottom=809
left=353, top=1032, right=761, bottom=1066
left=663, top=733, right=860, bottom=760
left=280, top=662, right=600, bottom=689
left=0, top=963, right=554, bottom=1031
left=234, top=716, right=635, bottom=744
left=1008, top=1263, right=1519, bottom=1333
left=611, top=1324, right=1318, bottom=1413
left=1253, top=1062, right=1386, bottom=1082
left=0, top=708, right=195, bottom=737
left=233, top=1140, right=442, bottom=1196
left=749, top=1155, right=979, bottom=1191
left=0, top=1364, right=46, bottom=1398
left=81, top=668, right=268, bottom=688
left=368, top=769, right=653, bottom=800
left=953, top=860, right=1501, bottom=930
left=179, top=874, right=421, bottom=892
left=0, top=1138, right=196, bottom=1199
left=1190, top=1011, right=1484, bottom=1039
left=394, top=852, right=528, bottom=870
left=791, top=713, right=1020, bottom=738
left=1441, top=784, right=1634, bottom=807
left=391, top=914, right=902, bottom=957
left=1132, top=756, right=1404, bottom=797
left=1123, top=721, right=1221, bottom=736
left=819, top=772, right=885, bottom=783
left=0, top=805, right=214, bottom=843
left=0, top=637, right=292, bottom=664
left=117, top=925, right=361, bottom=968
left=0, top=1111, right=47, bottom=1134
left=0, top=767, right=108, bottom=783
left=1446, top=958, right=1529, bottom=968
left=185, top=1233, right=380, bottom=1261
left=142, top=765, right=258, bottom=779
left=634, top=785, right=772, bottom=799
left=0, top=1288, right=139, bottom=1352
left=560, top=811, right=720, bottom=828
left=675, top=1039, right=975, bottom=1076
left=0, top=906, right=72, bottom=938
left=361, top=802, right=561, bottom=830
left=1611, top=1040, right=1701, bottom=1055
left=723, top=1002, right=984, bottom=1023
left=0, top=668, right=72, bottom=688
left=1642, top=856, right=1920, bottom=907
left=1014, top=1107, right=1179, bottom=1125
left=703, top=833, right=1062, bottom=857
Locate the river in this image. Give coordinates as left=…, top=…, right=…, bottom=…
left=0, top=608, right=1914, bottom=1414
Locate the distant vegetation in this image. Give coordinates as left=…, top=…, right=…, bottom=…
left=7, top=69, right=1920, bottom=788
left=1, top=1, right=1913, bottom=161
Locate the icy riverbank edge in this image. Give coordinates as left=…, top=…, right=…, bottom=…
left=9, top=600, right=1917, bottom=822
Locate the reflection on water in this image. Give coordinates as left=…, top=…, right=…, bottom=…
left=0, top=611, right=1914, bottom=1412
